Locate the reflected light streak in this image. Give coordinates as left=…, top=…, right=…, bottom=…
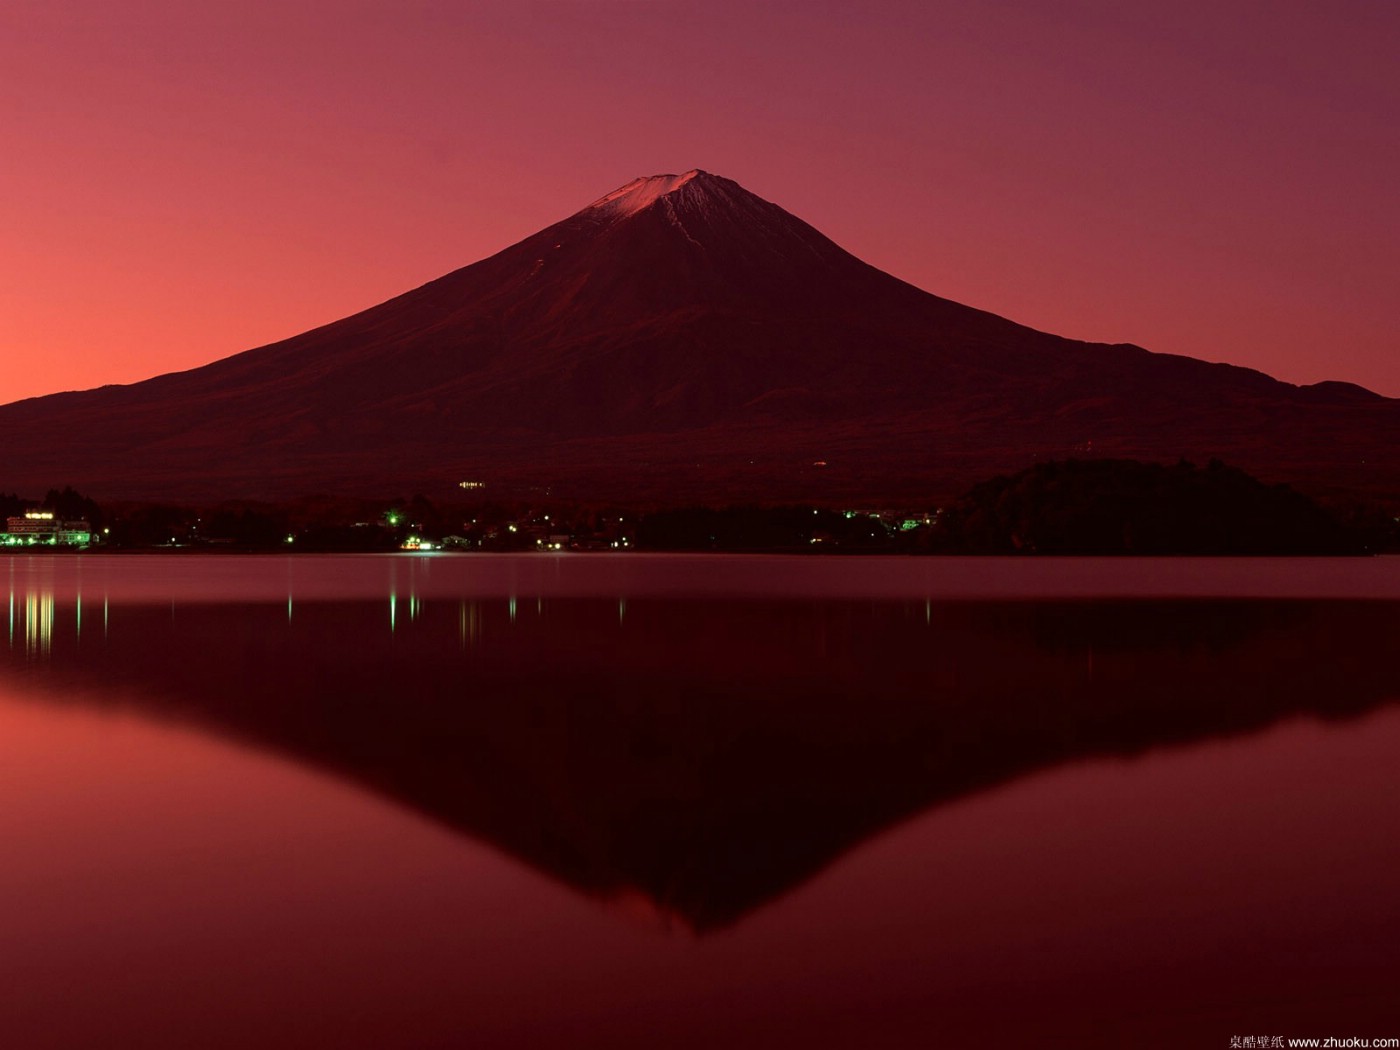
left=24, top=590, right=55, bottom=658
left=388, top=560, right=398, bottom=634
left=458, top=601, right=481, bottom=649
left=6, top=579, right=59, bottom=658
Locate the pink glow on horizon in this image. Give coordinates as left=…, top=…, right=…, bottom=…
left=2, top=1, right=1397, bottom=402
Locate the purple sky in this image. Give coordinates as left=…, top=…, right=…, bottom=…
left=3, top=0, right=1396, bottom=400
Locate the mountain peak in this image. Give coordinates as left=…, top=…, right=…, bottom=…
left=586, top=169, right=708, bottom=218
left=2, top=168, right=1396, bottom=505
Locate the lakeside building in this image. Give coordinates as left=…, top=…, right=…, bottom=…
left=2, top=511, right=93, bottom=548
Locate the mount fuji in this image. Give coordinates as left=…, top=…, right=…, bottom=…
left=2, top=169, right=1396, bottom=502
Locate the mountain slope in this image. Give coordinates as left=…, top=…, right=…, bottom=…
left=2, top=169, right=1397, bottom=502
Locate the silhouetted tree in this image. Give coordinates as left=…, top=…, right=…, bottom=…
left=42, top=486, right=103, bottom=528
left=927, top=458, right=1359, bottom=555
left=204, top=507, right=289, bottom=548
left=635, top=506, right=891, bottom=551
left=109, top=505, right=192, bottom=547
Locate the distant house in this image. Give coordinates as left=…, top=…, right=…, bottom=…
left=2, top=511, right=92, bottom=547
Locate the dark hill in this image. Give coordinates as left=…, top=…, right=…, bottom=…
left=931, top=458, right=1360, bottom=554
left=3, top=170, right=1398, bottom=503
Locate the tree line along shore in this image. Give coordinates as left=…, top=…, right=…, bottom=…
left=4, top=460, right=1397, bottom=556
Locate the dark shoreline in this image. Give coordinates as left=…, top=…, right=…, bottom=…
left=8, top=458, right=1398, bottom=556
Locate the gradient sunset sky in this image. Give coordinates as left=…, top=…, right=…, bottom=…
left=3, top=0, right=1396, bottom=402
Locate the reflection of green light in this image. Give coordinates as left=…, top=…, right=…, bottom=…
left=508, top=596, right=516, bottom=623
left=76, top=594, right=82, bottom=641
left=390, top=592, right=397, bottom=632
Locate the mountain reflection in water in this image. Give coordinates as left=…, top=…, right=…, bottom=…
left=7, top=575, right=1400, bottom=932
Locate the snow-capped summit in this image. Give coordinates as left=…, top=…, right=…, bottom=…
left=587, top=170, right=706, bottom=218
left=567, top=168, right=854, bottom=275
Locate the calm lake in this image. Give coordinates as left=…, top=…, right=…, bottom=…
left=4, top=554, right=1400, bottom=1048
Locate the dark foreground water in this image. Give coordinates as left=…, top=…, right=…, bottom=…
left=4, top=554, right=1400, bottom=1049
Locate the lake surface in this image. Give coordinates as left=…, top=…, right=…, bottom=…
left=4, top=554, right=1400, bottom=1048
